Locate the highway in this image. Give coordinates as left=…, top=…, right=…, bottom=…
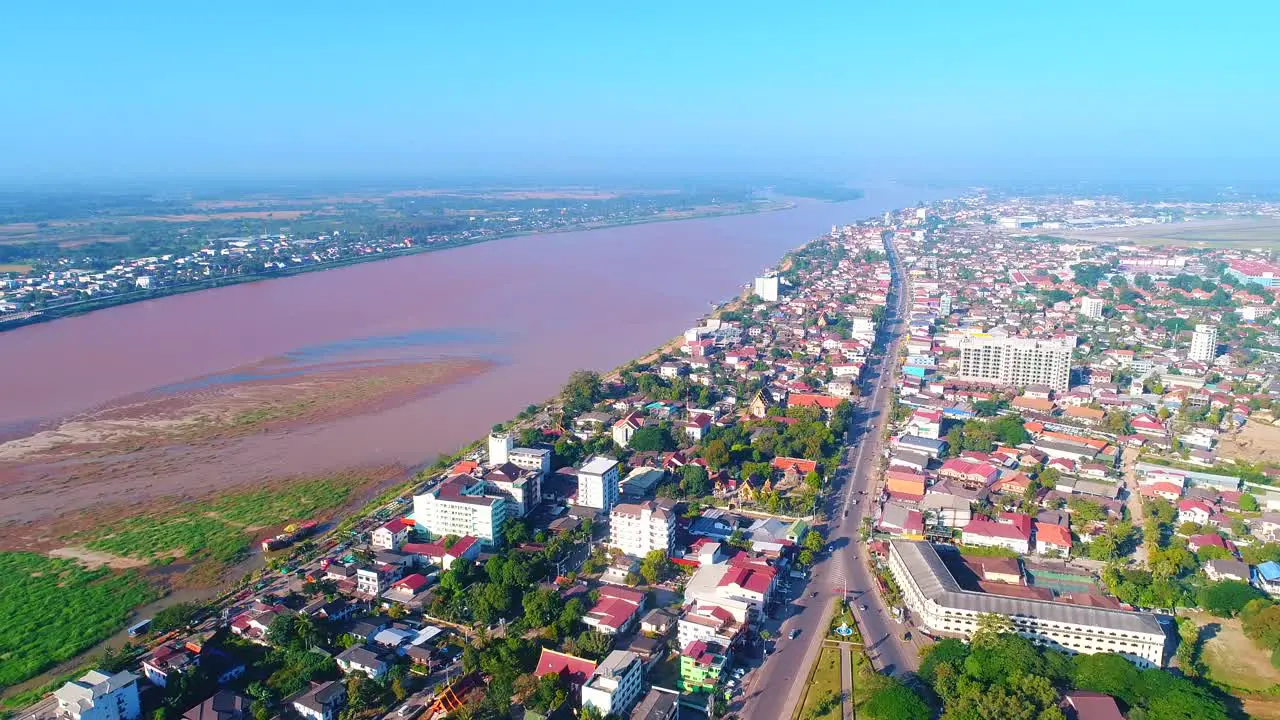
left=735, top=235, right=915, bottom=719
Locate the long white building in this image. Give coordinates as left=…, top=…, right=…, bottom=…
left=888, top=540, right=1167, bottom=667
left=956, top=335, right=1074, bottom=392
left=609, top=500, right=675, bottom=558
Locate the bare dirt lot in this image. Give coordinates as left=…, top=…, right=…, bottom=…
left=1218, top=419, right=1280, bottom=465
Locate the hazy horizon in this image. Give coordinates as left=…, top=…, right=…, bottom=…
left=3, top=2, right=1279, bottom=186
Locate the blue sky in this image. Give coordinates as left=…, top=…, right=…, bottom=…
left=2, top=1, right=1278, bottom=184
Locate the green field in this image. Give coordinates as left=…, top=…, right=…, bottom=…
left=0, top=552, right=157, bottom=690
left=1066, top=218, right=1280, bottom=249
left=75, top=474, right=358, bottom=565
left=796, top=646, right=846, bottom=720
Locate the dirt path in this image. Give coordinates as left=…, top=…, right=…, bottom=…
left=1122, top=446, right=1148, bottom=565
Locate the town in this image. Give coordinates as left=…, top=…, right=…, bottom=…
left=21, top=195, right=1280, bottom=720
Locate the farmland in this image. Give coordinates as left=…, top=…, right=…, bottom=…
left=72, top=474, right=360, bottom=567
left=0, top=552, right=156, bottom=690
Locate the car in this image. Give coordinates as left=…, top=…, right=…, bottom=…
left=860, top=604, right=867, bottom=611
left=789, top=629, right=801, bottom=639
left=811, top=591, right=819, bottom=598
left=843, top=509, right=849, bottom=517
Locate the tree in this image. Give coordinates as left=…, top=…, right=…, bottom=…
left=151, top=602, right=201, bottom=633
left=639, top=550, right=671, bottom=586
left=971, top=613, right=1013, bottom=647
left=1197, top=580, right=1266, bottom=617
left=562, top=370, right=603, bottom=414
left=1071, top=653, right=1140, bottom=706
left=702, top=439, right=731, bottom=469
left=629, top=426, right=675, bottom=452
left=862, top=677, right=931, bottom=720
left=804, top=470, right=823, bottom=492
left=680, top=464, right=709, bottom=497
left=574, top=630, right=613, bottom=661
left=1242, top=493, right=1260, bottom=512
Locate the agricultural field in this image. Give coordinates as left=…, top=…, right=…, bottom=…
left=0, top=552, right=156, bottom=690
left=72, top=474, right=358, bottom=567
left=1065, top=217, right=1280, bottom=249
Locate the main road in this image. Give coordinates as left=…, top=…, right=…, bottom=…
left=735, top=234, right=915, bottom=719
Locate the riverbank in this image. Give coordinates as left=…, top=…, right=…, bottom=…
left=0, top=198, right=796, bottom=333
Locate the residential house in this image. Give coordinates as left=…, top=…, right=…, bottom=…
left=335, top=647, right=389, bottom=680
left=288, top=682, right=346, bottom=720
left=962, top=517, right=1031, bottom=554
left=679, top=640, right=729, bottom=693
left=1204, top=559, right=1250, bottom=583
left=535, top=648, right=598, bottom=694
left=585, top=585, right=646, bottom=635
left=54, top=670, right=141, bottom=720
left=371, top=518, right=410, bottom=551
left=181, top=691, right=249, bottom=720
left=1035, top=522, right=1072, bottom=557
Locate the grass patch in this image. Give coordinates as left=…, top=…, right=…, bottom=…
left=75, top=474, right=359, bottom=566
left=795, top=646, right=845, bottom=720
left=0, top=552, right=156, bottom=690
left=0, top=263, right=34, bottom=273
left=1198, top=616, right=1280, bottom=692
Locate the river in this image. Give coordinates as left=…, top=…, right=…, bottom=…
left=0, top=185, right=946, bottom=518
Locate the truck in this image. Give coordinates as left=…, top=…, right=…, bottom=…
left=261, top=520, right=319, bottom=552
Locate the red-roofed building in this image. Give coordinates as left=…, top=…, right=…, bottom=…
left=1189, top=533, right=1235, bottom=555
left=1035, top=522, right=1072, bottom=556
left=371, top=518, right=411, bottom=551
left=535, top=648, right=597, bottom=692
left=962, top=517, right=1031, bottom=554
left=1139, top=482, right=1183, bottom=502
left=938, top=458, right=1000, bottom=488
left=584, top=586, right=645, bottom=635
left=401, top=535, right=481, bottom=570
left=771, top=457, right=818, bottom=475
left=1178, top=499, right=1214, bottom=525
left=785, top=393, right=843, bottom=412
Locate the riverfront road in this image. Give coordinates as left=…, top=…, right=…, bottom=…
left=737, top=239, right=916, bottom=719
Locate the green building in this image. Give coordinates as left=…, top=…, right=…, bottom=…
left=680, top=639, right=729, bottom=693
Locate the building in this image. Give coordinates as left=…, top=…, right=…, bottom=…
left=679, top=640, right=729, bottom=692
left=1227, top=259, right=1280, bottom=288
left=682, top=552, right=777, bottom=623
left=630, top=687, right=679, bottom=720
left=888, top=541, right=1166, bottom=666
left=581, top=651, right=645, bottom=717
left=54, top=670, right=141, bottom=720
left=288, top=681, right=346, bottom=720
left=535, top=648, right=598, bottom=694
left=181, top=691, right=249, bottom=720
left=371, top=518, right=410, bottom=551
left=1079, top=297, right=1104, bottom=319
left=335, top=646, right=389, bottom=680
left=939, top=293, right=953, bottom=316
left=412, top=475, right=508, bottom=547
left=483, top=463, right=542, bottom=517
left=1061, top=691, right=1125, bottom=720
left=610, top=501, right=676, bottom=558
left=956, top=335, right=1073, bottom=392
left=677, top=602, right=744, bottom=650
left=488, top=432, right=552, bottom=476
left=584, top=585, right=646, bottom=635
left=1189, top=324, right=1218, bottom=363
left=961, top=517, right=1031, bottom=554
left=578, top=455, right=621, bottom=511
left=753, top=275, right=779, bottom=302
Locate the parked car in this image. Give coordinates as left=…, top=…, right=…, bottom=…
left=789, top=629, right=801, bottom=639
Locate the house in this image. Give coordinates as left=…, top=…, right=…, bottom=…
left=1061, top=691, right=1124, bottom=720
left=584, top=585, right=646, bottom=635
left=535, top=648, right=598, bottom=693
left=877, top=502, right=924, bottom=537
left=679, top=640, right=729, bottom=693
left=677, top=602, right=745, bottom=650
left=1256, top=562, right=1280, bottom=597
left=335, top=646, right=389, bottom=680
left=371, top=518, right=410, bottom=551
left=681, top=413, right=713, bottom=441
left=382, top=573, right=431, bottom=606
left=629, top=687, right=679, bottom=720
left=581, top=650, right=645, bottom=717
left=906, top=409, right=943, bottom=440
left=613, top=413, right=645, bottom=448
left=610, top=501, right=676, bottom=558
left=1177, top=499, right=1214, bottom=526
left=640, top=607, right=678, bottom=636
left=288, top=681, right=346, bottom=720
left=937, top=458, right=999, bottom=488
left=885, top=469, right=926, bottom=500
left=1035, top=522, right=1072, bottom=557
left=181, top=691, right=249, bottom=720
left=140, top=642, right=197, bottom=688
left=54, top=670, right=141, bottom=720
left=1204, top=558, right=1250, bottom=583
left=962, top=517, right=1031, bottom=554
left=401, top=535, right=480, bottom=571
left=1188, top=533, right=1232, bottom=555
left=896, top=434, right=947, bottom=458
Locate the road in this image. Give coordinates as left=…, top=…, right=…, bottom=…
left=1121, top=445, right=1148, bottom=564
left=736, top=236, right=916, bottom=719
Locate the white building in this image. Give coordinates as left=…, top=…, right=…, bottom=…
left=54, top=670, right=141, bottom=720
left=677, top=601, right=744, bottom=650
left=1189, top=324, right=1218, bottom=363
left=581, top=650, right=644, bottom=717
left=412, top=475, right=508, bottom=547
left=957, top=335, right=1074, bottom=392
left=578, top=456, right=620, bottom=511
left=1079, top=297, right=1104, bottom=319
left=753, top=276, right=779, bottom=302
left=487, top=433, right=552, bottom=476
left=371, top=518, right=410, bottom=551
left=609, top=501, right=675, bottom=558
left=888, top=540, right=1166, bottom=667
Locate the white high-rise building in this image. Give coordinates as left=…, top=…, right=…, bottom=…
left=753, top=276, right=779, bottom=302
left=578, top=455, right=620, bottom=511
left=609, top=501, right=675, bottom=558
left=581, top=651, right=644, bottom=717
left=488, top=432, right=512, bottom=465
left=1079, top=297, right=1105, bottom=319
left=413, top=475, right=508, bottom=547
left=956, top=335, right=1074, bottom=392
left=939, top=293, right=952, bottom=316
left=1189, top=324, right=1218, bottom=363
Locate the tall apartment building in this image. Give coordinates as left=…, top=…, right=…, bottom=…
left=939, top=293, right=953, bottom=316
left=609, top=500, right=675, bottom=558
left=956, top=335, right=1073, bottom=392
left=578, top=455, right=620, bottom=511
left=54, top=670, right=141, bottom=720
left=888, top=540, right=1166, bottom=667
left=413, top=475, right=508, bottom=547
left=1189, top=324, right=1218, bottom=363
left=753, top=276, right=779, bottom=302
left=1079, top=296, right=1104, bottom=319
